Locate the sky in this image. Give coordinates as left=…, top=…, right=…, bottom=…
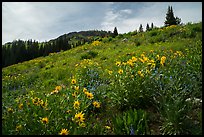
left=2, top=2, right=202, bottom=45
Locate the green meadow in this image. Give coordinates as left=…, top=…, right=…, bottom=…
left=2, top=22, right=202, bottom=135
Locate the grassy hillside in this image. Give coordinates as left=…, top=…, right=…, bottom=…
left=2, top=22, right=202, bottom=135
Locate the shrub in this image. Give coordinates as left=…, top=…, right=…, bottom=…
left=134, top=39, right=141, bottom=46
left=112, top=109, right=149, bottom=135
left=80, top=50, right=98, bottom=60
left=149, top=31, right=158, bottom=37
left=159, top=95, right=193, bottom=135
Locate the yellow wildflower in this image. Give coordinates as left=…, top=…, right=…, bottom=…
left=83, top=88, right=87, bottom=93
left=115, top=61, right=121, bottom=66
left=32, top=97, right=38, bottom=105
left=151, top=63, right=156, bottom=68
left=176, top=51, right=183, bottom=56
left=132, top=56, right=137, bottom=62
left=85, top=92, right=94, bottom=100
left=146, top=69, right=150, bottom=74
left=108, top=70, right=113, bottom=75
left=143, top=57, right=148, bottom=62
left=71, top=79, right=76, bottom=84
left=7, top=107, right=13, bottom=113
left=147, top=62, right=152, bottom=66
left=149, top=59, right=155, bottom=63
left=105, top=126, right=111, bottom=130
left=118, top=69, right=123, bottom=74
left=139, top=58, right=145, bottom=63
left=55, top=85, right=62, bottom=91
left=51, top=89, right=59, bottom=95
left=66, top=110, right=72, bottom=113
left=40, top=100, right=44, bottom=107
left=74, top=112, right=85, bottom=123
left=91, top=40, right=101, bottom=46
left=127, top=60, right=134, bottom=67
left=122, top=62, right=127, bottom=66
left=41, top=117, right=48, bottom=124
left=160, top=56, right=166, bottom=66
left=93, top=101, right=101, bottom=108
left=72, top=92, right=77, bottom=98
left=73, top=100, right=80, bottom=109
left=138, top=70, right=144, bottom=77
left=18, top=103, right=23, bottom=110
left=74, top=86, right=79, bottom=91
left=156, top=55, right=160, bottom=60
left=59, top=128, right=69, bottom=135
left=32, top=97, right=42, bottom=105
left=16, top=125, right=22, bottom=132
left=141, top=54, right=145, bottom=58
left=40, top=99, right=48, bottom=108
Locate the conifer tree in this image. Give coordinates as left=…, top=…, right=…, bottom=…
left=113, top=27, right=118, bottom=37
left=151, top=23, right=154, bottom=29
left=146, top=23, right=150, bottom=31
left=164, top=6, right=181, bottom=26
left=139, top=24, right=143, bottom=32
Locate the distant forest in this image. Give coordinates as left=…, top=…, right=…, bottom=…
left=2, top=30, right=116, bottom=68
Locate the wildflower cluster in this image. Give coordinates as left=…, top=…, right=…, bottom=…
left=66, top=77, right=102, bottom=131
left=91, top=40, right=101, bottom=46
left=50, top=85, right=63, bottom=94
left=75, top=59, right=99, bottom=69
left=32, top=97, right=48, bottom=109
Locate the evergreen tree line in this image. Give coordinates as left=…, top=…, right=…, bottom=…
left=138, top=22, right=154, bottom=33
left=2, top=30, right=114, bottom=68
left=138, top=5, right=181, bottom=32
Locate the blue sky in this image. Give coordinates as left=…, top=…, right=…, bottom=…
left=2, top=2, right=202, bottom=45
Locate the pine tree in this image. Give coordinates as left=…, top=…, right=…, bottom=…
left=139, top=24, right=143, bottom=32
left=113, top=27, right=118, bottom=37
left=146, top=23, right=150, bottom=31
left=164, top=6, right=181, bottom=26
left=175, top=17, right=181, bottom=25
left=151, top=23, right=154, bottom=29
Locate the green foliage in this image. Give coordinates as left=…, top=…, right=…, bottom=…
left=112, top=109, right=149, bottom=135
left=134, top=39, right=141, bottom=46
left=102, top=37, right=113, bottom=42
left=158, top=95, right=193, bottom=135
left=149, top=30, right=158, bottom=37
left=80, top=50, right=98, bottom=60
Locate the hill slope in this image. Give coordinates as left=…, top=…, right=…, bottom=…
left=2, top=22, right=202, bottom=135
left=2, top=30, right=113, bottom=68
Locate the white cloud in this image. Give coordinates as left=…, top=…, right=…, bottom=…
left=120, top=9, right=132, bottom=14
left=2, top=2, right=202, bottom=45
left=100, top=2, right=202, bottom=34
left=2, top=2, right=112, bottom=44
